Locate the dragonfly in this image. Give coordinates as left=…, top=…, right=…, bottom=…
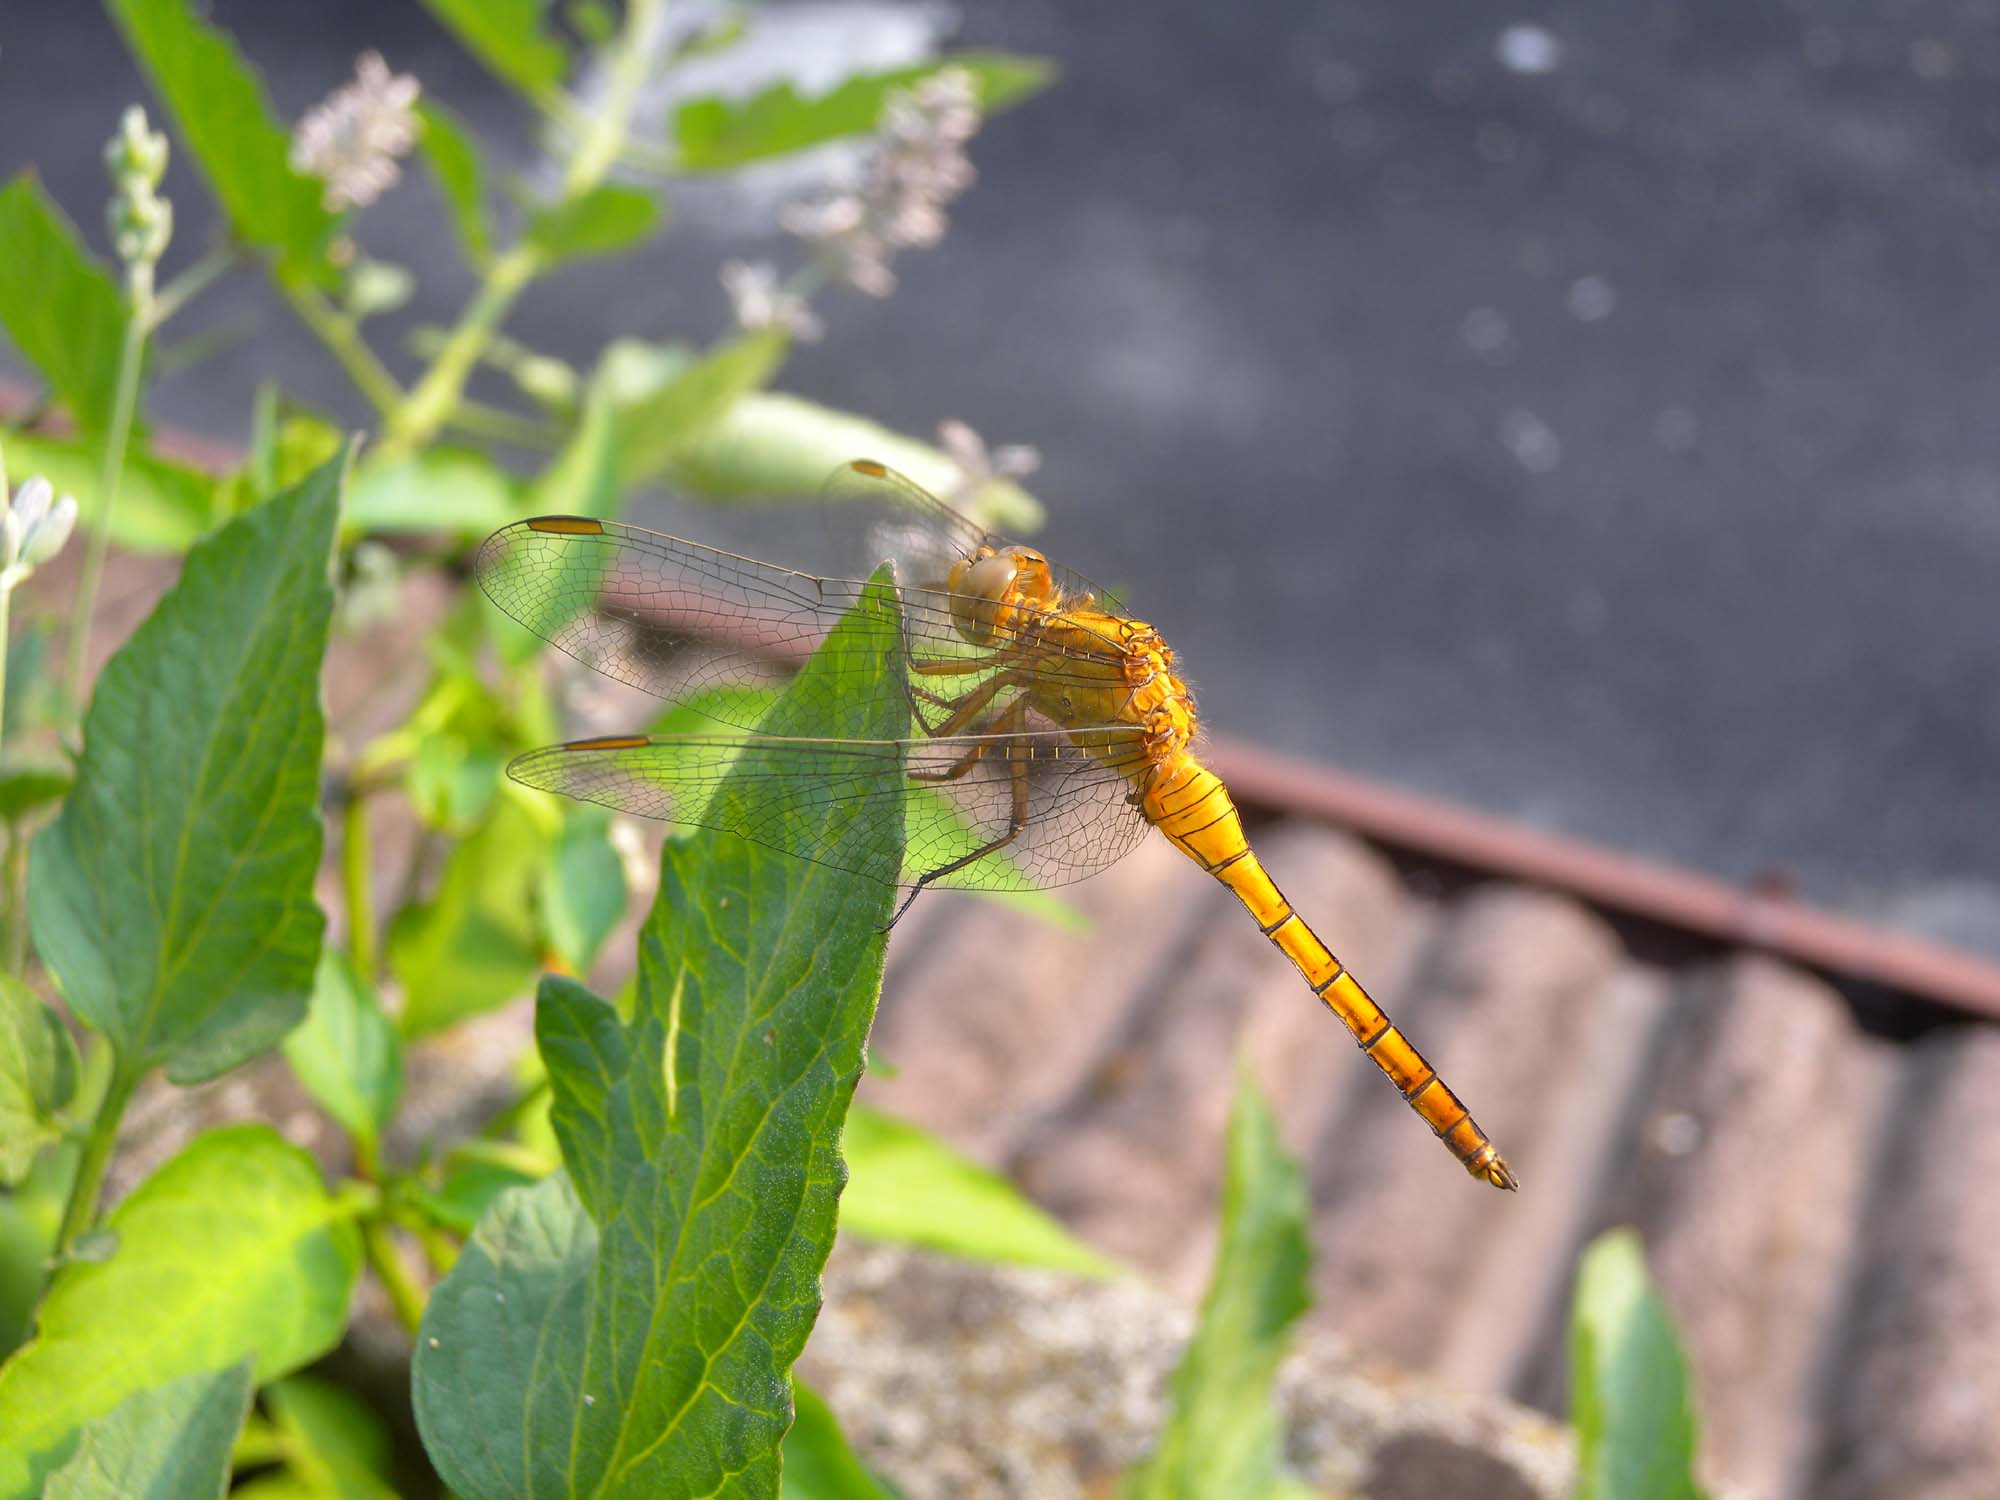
left=476, top=459, right=1516, bottom=1190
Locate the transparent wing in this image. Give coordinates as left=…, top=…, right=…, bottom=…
left=508, top=727, right=1156, bottom=892
left=476, top=485, right=1133, bottom=738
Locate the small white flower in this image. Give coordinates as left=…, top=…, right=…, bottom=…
left=292, top=52, right=422, bottom=211
left=104, top=105, right=172, bottom=266
left=937, top=419, right=1040, bottom=506
left=780, top=67, right=985, bottom=297
left=719, top=259, right=824, bottom=342
left=0, top=473, right=79, bottom=589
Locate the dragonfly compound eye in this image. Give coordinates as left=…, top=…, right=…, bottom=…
left=947, top=553, right=1020, bottom=643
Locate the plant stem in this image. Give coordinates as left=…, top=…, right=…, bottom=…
left=342, top=789, right=378, bottom=982
left=147, top=244, right=238, bottom=328
left=3, top=820, right=24, bottom=975
left=63, top=262, right=152, bottom=718
left=362, top=1220, right=427, bottom=1335
left=447, top=398, right=562, bottom=451
left=0, top=582, right=10, bottom=756
left=276, top=270, right=405, bottom=416
left=55, top=1058, right=140, bottom=1254
left=378, top=0, right=668, bottom=462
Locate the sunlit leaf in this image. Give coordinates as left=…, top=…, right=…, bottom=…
left=105, top=0, right=340, bottom=282
left=41, top=1360, right=254, bottom=1500
left=1124, top=1061, right=1312, bottom=1500
left=417, top=98, right=491, bottom=266
left=0, top=1126, right=361, bottom=1499
left=673, top=54, right=1056, bottom=172
left=1572, top=1230, right=1708, bottom=1500
left=344, top=447, right=520, bottom=537
left=419, top=0, right=569, bottom=97
left=840, top=1106, right=1122, bottom=1279
left=281, top=951, right=402, bottom=1151
left=413, top=573, right=907, bottom=1499
left=665, top=390, right=1044, bottom=534
left=0, top=175, right=126, bottom=433
left=525, top=184, right=662, bottom=261
left=28, top=452, right=343, bottom=1082
left=608, top=329, right=788, bottom=486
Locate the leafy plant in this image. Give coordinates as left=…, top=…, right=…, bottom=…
left=1124, top=1060, right=1318, bottom=1500
left=1569, top=1230, right=1708, bottom=1500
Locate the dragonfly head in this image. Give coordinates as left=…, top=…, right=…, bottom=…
left=946, top=546, right=1057, bottom=645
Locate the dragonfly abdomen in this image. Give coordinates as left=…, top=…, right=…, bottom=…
left=1142, top=757, right=1518, bottom=1191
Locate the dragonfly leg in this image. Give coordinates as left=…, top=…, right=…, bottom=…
left=914, top=670, right=1029, bottom=740
left=887, top=703, right=1033, bottom=929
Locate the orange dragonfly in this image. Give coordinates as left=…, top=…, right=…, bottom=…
left=477, top=459, right=1516, bottom=1190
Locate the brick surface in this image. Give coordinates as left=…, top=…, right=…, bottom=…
left=1816, top=1027, right=2000, bottom=1500
left=1308, top=886, right=1621, bottom=1369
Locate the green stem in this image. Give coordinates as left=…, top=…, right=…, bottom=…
left=378, top=0, right=667, bottom=462
left=276, top=270, right=404, bottom=416
left=55, top=1059, right=140, bottom=1255
left=447, top=398, right=563, bottom=450
left=3, top=820, right=24, bottom=976
left=342, top=789, right=378, bottom=982
left=63, top=262, right=151, bottom=717
left=362, top=1220, right=427, bottom=1336
left=0, top=582, right=10, bottom=757
left=147, top=244, right=237, bottom=329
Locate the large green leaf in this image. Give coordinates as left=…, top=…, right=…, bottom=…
left=281, top=951, right=403, bottom=1152
left=665, top=390, right=1044, bottom=534
left=0, top=428, right=220, bottom=554
left=779, top=1383, right=893, bottom=1500
left=1124, top=1062, right=1313, bottom=1500
left=0, top=976, right=80, bottom=1185
left=840, top=1106, right=1122, bottom=1279
left=417, top=98, right=492, bottom=266
left=419, top=0, right=569, bottom=97
left=28, top=451, right=343, bottom=1082
left=413, top=573, right=906, bottom=1500
left=608, top=330, right=788, bottom=487
left=0, top=175, right=126, bottom=433
left=673, top=54, right=1055, bottom=171
left=104, top=0, right=340, bottom=282
left=41, top=1360, right=253, bottom=1500
left=1571, top=1230, right=1708, bottom=1500
left=0, top=1126, right=362, bottom=1499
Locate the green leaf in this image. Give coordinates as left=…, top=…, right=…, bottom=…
left=0, top=976, right=79, bottom=1184
left=1124, top=1061, right=1312, bottom=1500
left=1571, top=1230, right=1708, bottom=1500
left=41, top=1359, right=254, bottom=1500
left=29, top=453, right=342, bottom=1083
left=840, top=1106, right=1122, bottom=1279
left=608, top=330, right=788, bottom=486
left=413, top=574, right=907, bottom=1500
left=262, top=1372, right=399, bottom=1500
left=539, top=804, right=627, bottom=975
left=0, top=428, right=220, bottom=553
left=780, top=1382, right=894, bottom=1500
left=344, top=447, right=520, bottom=537
left=418, top=98, right=492, bottom=266
left=666, top=390, right=1045, bottom=534
left=389, top=791, right=552, bottom=1038
left=281, top=951, right=403, bottom=1150
left=0, top=756, right=73, bottom=821
left=104, top=0, right=340, bottom=282
left=420, top=0, right=569, bottom=97
left=0, top=175, right=126, bottom=433
left=0, top=1125, right=362, bottom=1499
left=525, top=183, right=663, bottom=261
left=673, top=54, right=1056, bottom=171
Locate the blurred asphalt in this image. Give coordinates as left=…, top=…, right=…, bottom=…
left=3, top=0, right=1996, bottom=949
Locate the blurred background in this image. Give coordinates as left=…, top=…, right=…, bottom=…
left=7, top=0, right=1996, bottom=953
